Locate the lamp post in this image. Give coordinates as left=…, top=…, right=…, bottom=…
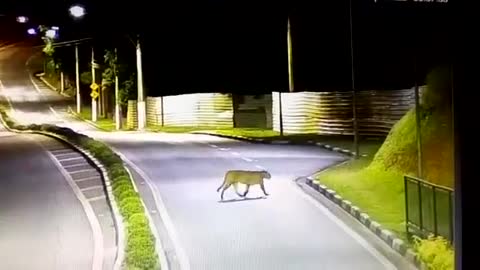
left=136, top=35, right=146, bottom=130
left=114, top=48, right=122, bottom=130
left=69, top=4, right=86, bottom=114
left=91, top=47, right=98, bottom=122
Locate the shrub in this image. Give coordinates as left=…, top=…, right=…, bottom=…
left=109, top=166, right=129, bottom=179
left=27, top=123, right=41, bottom=130
left=128, top=213, right=149, bottom=229
left=119, top=197, right=144, bottom=220
left=126, top=245, right=158, bottom=270
left=15, top=124, right=27, bottom=130
left=113, top=182, right=135, bottom=198
left=118, top=190, right=139, bottom=203
left=414, top=235, right=454, bottom=270
left=111, top=177, right=132, bottom=188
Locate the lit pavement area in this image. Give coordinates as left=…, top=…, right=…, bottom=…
left=0, top=45, right=417, bottom=270
left=0, top=45, right=116, bottom=270
left=0, top=127, right=94, bottom=270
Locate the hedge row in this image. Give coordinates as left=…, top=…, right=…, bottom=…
left=414, top=235, right=454, bottom=270
left=0, top=108, right=159, bottom=270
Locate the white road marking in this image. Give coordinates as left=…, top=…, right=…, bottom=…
left=63, top=163, right=89, bottom=169
left=29, top=74, right=42, bottom=94
left=51, top=149, right=73, bottom=154
left=255, top=165, right=266, bottom=170
left=74, top=176, right=102, bottom=183
left=289, top=180, right=397, bottom=270
left=231, top=152, right=240, bottom=156
left=58, top=156, right=83, bottom=162
left=69, top=168, right=98, bottom=174
left=111, top=148, right=188, bottom=270
left=125, top=167, right=139, bottom=193
left=88, top=195, right=106, bottom=202
left=49, top=106, right=61, bottom=118
left=209, top=144, right=218, bottom=148
left=0, top=80, right=16, bottom=113
left=219, top=148, right=229, bottom=151
left=40, top=143, right=104, bottom=270
left=241, top=157, right=253, bottom=162
left=81, top=185, right=104, bottom=192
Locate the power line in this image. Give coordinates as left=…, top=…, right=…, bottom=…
left=33, top=37, right=93, bottom=48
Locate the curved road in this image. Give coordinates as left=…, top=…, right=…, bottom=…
left=103, top=132, right=415, bottom=270
left=0, top=126, right=93, bottom=270
left=0, top=43, right=116, bottom=270
left=0, top=43, right=416, bottom=270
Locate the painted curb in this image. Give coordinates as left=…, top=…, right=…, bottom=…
left=303, top=176, right=421, bottom=269
left=0, top=115, right=127, bottom=269
left=190, top=131, right=368, bottom=158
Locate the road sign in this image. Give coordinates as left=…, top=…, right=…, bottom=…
left=90, top=82, right=99, bottom=91
left=90, top=91, right=99, bottom=99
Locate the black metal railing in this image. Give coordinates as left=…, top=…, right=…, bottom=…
left=404, top=175, right=454, bottom=242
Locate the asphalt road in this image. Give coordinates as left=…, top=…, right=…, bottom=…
left=102, top=132, right=411, bottom=270
left=0, top=44, right=117, bottom=270
left=0, top=44, right=417, bottom=270
left=0, top=126, right=93, bottom=270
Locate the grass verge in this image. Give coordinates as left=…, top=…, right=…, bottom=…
left=0, top=105, right=159, bottom=270
left=73, top=106, right=129, bottom=132
left=315, top=157, right=407, bottom=239
left=149, top=125, right=384, bottom=156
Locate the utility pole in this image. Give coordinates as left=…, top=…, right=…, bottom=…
left=136, top=35, right=146, bottom=130
left=114, top=48, right=122, bottom=130
left=75, top=44, right=81, bottom=113
left=60, top=71, right=65, bottom=94
left=91, top=47, right=97, bottom=122
left=280, top=16, right=295, bottom=137
left=287, top=17, right=294, bottom=93
left=349, top=0, right=360, bottom=159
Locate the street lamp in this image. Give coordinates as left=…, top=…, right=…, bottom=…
left=45, top=29, right=57, bottom=39
left=69, top=5, right=86, bottom=18
left=69, top=4, right=87, bottom=114
left=27, top=28, right=37, bottom=35
left=16, top=16, right=28, bottom=23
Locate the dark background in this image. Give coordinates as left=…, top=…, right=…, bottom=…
left=0, top=0, right=451, bottom=96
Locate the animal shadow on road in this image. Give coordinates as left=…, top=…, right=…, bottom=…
left=218, top=196, right=267, bottom=203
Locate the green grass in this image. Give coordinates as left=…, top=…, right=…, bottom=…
left=148, top=125, right=384, bottom=156
left=76, top=107, right=128, bottom=132
left=315, top=141, right=408, bottom=240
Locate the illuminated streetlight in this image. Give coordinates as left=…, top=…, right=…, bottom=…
left=16, top=16, right=28, bottom=23
left=52, top=26, right=60, bottom=30
left=27, top=28, right=36, bottom=35
left=69, top=5, right=86, bottom=18
left=46, top=29, right=57, bottom=39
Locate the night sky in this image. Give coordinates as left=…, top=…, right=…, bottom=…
left=1, top=0, right=451, bottom=96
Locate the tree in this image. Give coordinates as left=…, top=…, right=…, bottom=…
left=101, top=49, right=136, bottom=116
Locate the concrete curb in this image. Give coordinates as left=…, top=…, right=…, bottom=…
left=0, top=116, right=125, bottom=269
left=304, top=177, right=422, bottom=268
left=36, top=75, right=73, bottom=98
left=190, top=131, right=368, bottom=158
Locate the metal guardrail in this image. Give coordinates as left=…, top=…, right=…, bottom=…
left=404, top=175, right=454, bottom=242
